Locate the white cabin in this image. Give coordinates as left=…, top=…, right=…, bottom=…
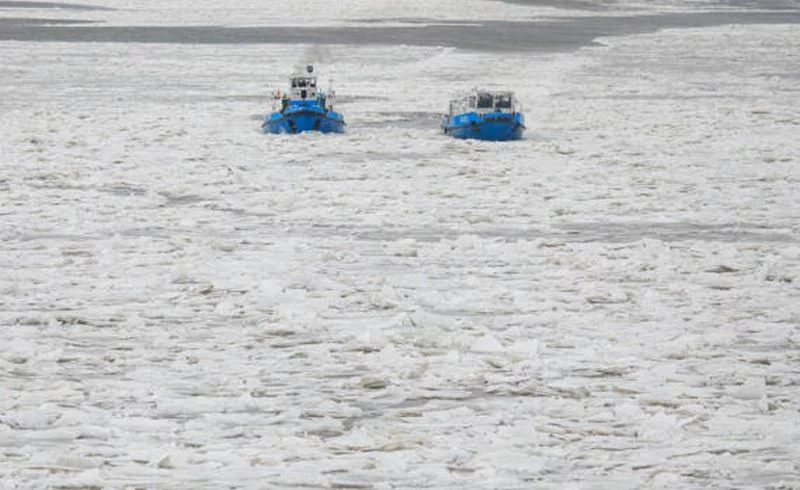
left=449, top=89, right=520, bottom=116
left=289, top=65, right=319, bottom=101
left=272, top=64, right=337, bottom=113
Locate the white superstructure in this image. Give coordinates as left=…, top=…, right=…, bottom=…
left=448, top=89, right=521, bottom=116
left=289, top=65, right=319, bottom=101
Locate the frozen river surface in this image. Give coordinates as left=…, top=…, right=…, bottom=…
left=1, top=1, right=799, bottom=489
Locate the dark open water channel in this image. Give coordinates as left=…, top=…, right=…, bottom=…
left=1, top=1, right=799, bottom=51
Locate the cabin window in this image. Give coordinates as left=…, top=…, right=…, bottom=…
left=291, top=80, right=297, bottom=88
left=477, top=93, right=493, bottom=109
left=468, top=96, right=476, bottom=109
left=496, top=94, right=512, bottom=109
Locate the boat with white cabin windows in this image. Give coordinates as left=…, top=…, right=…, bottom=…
left=263, top=65, right=345, bottom=134
left=442, top=89, right=525, bottom=141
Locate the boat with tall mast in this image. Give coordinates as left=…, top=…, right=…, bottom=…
left=263, top=65, right=345, bottom=134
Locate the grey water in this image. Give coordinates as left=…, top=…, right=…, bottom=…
left=1, top=2, right=799, bottom=51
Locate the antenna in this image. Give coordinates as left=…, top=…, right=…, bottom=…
left=328, top=77, right=336, bottom=110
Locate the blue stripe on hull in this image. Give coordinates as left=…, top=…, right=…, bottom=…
left=447, top=121, right=524, bottom=141
left=443, top=112, right=525, bottom=141
left=263, top=107, right=345, bottom=134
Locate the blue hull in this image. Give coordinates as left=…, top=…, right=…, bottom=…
left=443, top=112, right=525, bottom=141
left=264, top=106, right=345, bottom=134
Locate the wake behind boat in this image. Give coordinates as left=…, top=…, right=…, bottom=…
left=442, top=89, right=525, bottom=141
left=263, top=65, right=345, bottom=134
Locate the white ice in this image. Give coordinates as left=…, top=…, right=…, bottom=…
left=1, top=2, right=799, bottom=489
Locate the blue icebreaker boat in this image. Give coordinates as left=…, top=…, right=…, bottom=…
left=442, top=89, right=524, bottom=141
left=263, top=65, right=345, bottom=134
